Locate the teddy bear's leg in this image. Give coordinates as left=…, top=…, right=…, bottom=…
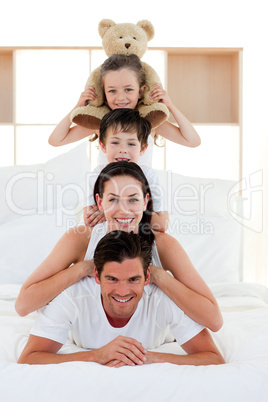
left=70, top=105, right=110, bottom=130
left=137, top=103, right=170, bottom=128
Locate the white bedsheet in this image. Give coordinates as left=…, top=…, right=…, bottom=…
left=0, top=283, right=268, bottom=402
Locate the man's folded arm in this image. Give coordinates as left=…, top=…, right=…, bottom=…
left=145, top=329, right=225, bottom=366
left=17, top=334, right=147, bottom=366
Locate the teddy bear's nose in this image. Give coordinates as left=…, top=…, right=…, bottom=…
left=125, top=43, right=131, bottom=49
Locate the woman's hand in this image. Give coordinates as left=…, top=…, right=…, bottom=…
left=78, top=259, right=95, bottom=277
left=149, top=265, right=166, bottom=285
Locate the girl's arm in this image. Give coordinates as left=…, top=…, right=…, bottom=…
left=150, top=84, right=201, bottom=147
left=48, top=87, right=98, bottom=146
left=151, top=232, right=223, bottom=332
left=15, top=227, right=93, bottom=317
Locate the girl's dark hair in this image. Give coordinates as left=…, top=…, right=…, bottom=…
left=94, top=161, right=154, bottom=246
left=100, top=54, right=146, bottom=88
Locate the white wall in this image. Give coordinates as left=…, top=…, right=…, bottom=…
left=1, top=0, right=267, bottom=285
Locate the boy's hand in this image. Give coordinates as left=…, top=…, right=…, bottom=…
left=76, top=86, right=97, bottom=107
left=84, top=205, right=106, bottom=227
left=149, top=83, right=172, bottom=109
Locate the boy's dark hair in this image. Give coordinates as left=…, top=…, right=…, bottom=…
left=99, top=108, right=151, bottom=151
left=93, top=230, right=152, bottom=278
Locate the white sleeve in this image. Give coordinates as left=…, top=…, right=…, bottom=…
left=165, top=296, right=204, bottom=345
left=30, top=292, right=75, bottom=345
left=156, top=290, right=205, bottom=346
left=85, top=165, right=105, bottom=207
left=141, top=166, right=166, bottom=212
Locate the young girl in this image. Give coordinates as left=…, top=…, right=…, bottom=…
left=48, top=54, right=201, bottom=167
left=15, top=162, right=223, bottom=333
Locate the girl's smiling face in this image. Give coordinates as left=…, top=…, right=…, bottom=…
left=103, top=68, right=145, bottom=110
left=96, top=175, right=149, bottom=233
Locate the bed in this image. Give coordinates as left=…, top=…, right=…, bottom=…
left=0, top=141, right=268, bottom=402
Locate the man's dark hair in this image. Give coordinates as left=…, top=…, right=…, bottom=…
left=93, top=230, right=152, bottom=278
left=99, top=108, right=151, bottom=151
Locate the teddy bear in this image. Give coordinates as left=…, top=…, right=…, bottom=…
left=70, top=19, right=169, bottom=130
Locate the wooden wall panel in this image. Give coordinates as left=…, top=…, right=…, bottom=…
left=167, top=51, right=240, bottom=124
left=0, top=52, right=13, bottom=123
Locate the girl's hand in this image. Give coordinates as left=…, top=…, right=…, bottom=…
left=75, top=86, right=97, bottom=107
left=149, top=83, right=173, bottom=109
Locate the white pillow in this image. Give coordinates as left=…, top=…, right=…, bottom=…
left=0, top=141, right=90, bottom=225
left=157, top=170, right=242, bottom=283
left=156, top=169, right=236, bottom=218
left=0, top=154, right=242, bottom=285
left=167, top=215, right=242, bottom=283
left=0, top=142, right=90, bottom=284
left=0, top=213, right=78, bottom=284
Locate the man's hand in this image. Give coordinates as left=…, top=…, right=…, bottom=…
left=93, top=335, right=147, bottom=367
left=84, top=205, right=106, bottom=227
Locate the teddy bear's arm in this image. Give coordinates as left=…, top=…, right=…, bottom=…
left=141, top=62, right=162, bottom=105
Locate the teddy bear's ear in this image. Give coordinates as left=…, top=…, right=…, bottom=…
left=98, top=19, right=116, bottom=39
left=136, top=20, right=155, bottom=41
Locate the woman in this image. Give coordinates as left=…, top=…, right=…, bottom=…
left=15, top=162, right=222, bottom=332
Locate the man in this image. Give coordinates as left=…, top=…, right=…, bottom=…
left=18, top=231, right=224, bottom=367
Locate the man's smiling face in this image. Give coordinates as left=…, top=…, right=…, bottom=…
left=95, top=258, right=150, bottom=328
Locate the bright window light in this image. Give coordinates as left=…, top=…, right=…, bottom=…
left=15, top=125, right=82, bottom=165
left=0, top=126, right=14, bottom=167
left=166, top=125, right=240, bottom=180
left=15, top=50, right=90, bottom=124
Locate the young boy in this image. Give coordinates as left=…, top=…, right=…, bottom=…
left=84, top=108, right=168, bottom=232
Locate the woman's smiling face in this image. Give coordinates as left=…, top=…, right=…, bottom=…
left=96, top=175, right=149, bottom=233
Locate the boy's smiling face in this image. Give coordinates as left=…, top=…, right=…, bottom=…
left=99, top=128, right=147, bottom=164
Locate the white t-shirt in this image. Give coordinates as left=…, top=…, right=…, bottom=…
left=97, top=134, right=154, bottom=167
left=31, top=278, right=204, bottom=350
left=85, top=164, right=165, bottom=212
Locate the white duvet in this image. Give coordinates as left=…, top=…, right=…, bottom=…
left=0, top=282, right=268, bottom=402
